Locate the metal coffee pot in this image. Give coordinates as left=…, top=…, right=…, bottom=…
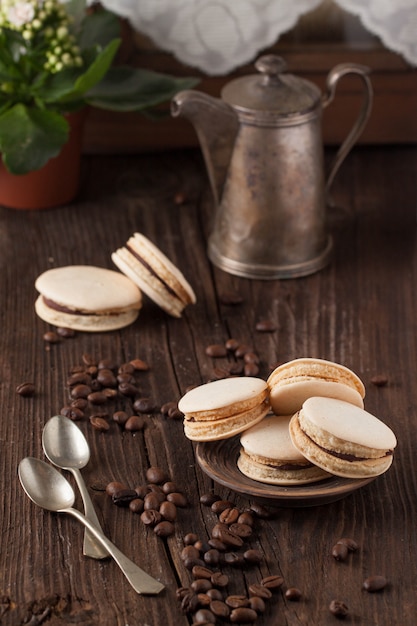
left=171, top=55, right=373, bottom=279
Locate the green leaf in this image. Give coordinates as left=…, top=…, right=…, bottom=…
left=0, top=104, right=68, bottom=174
left=77, top=10, right=121, bottom=50
left=85, top=67, right=200, bottom=112
left=38, top=39, right=120, bottom=105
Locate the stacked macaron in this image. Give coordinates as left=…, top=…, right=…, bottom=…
left=178, top=377, right=270, bottom=442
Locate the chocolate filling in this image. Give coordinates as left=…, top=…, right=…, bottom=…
left=266, top=462, right=313, bottom=471
left=42, top=297, right=117, bottom=316
left=126, top=244, right=180, bottom=300
left=301, top=425, right=393, bottom=462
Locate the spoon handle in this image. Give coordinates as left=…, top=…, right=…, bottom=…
left=64, top=506, right=164, bottom=595
left=71, top=468, right=109, bottom=560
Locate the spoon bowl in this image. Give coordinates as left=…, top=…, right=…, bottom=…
left=42, top=415, right=108, bottom=559
left=18, top=457, right=164, bottom=595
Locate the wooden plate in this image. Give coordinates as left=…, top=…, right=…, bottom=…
left=195, top=437, right=376, bottom=508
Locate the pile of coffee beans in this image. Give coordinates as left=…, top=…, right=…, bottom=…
left=176, top=493, right=286, bottom=625
left=105, top=466, right=188, bottom=538
left=205, top=338, right=261, bottom=379
left=59, top=353, right=160, bottom=433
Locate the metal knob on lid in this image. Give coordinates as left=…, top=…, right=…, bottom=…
left=255, top=55, right=287, bottom=86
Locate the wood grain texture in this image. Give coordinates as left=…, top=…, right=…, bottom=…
left=0, top=146, right=416, bottom=625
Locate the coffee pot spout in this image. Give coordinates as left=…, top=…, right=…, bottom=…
left=171, top=90, right=239, bottom=206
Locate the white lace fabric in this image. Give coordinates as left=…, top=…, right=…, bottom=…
left=96, top=0, right=417, bottom=74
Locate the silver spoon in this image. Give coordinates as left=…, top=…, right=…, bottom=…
left=18, top=457, right=164, bottom=596
left=42, top=415, right=108, bottom=560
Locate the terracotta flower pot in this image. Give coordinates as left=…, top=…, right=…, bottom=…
left=0, top=109, right=87, bottom=210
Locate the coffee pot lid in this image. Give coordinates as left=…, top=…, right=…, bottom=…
left=221, top=54, right=321, bottom=120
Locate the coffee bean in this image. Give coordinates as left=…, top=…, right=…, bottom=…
left=130, top=358, right=149, bottom=371
left=90, top=416, right=110, bottom=432
left=43, top=331, right=60, bottom=343
left=238, top=512, right=254, bottom=526
left=146, top=467, right=168, bottom=484
left=161, top=401, right=178, bottom=415
left=225, top=595, right=249, bottom=608
left=184, top=533, right=199, bottom=546
left=248, top=596, right=266, bottom=613
left=261, top=575, right=284, bottom=590
left=118, top=363, right=135, bottom=375
left=154, top=520, right=175, bottom=537
left=102, top=387, right=117, bottom=399
left=112, top=489, right=138, bottom=506
left=71, top=398, right=88, bottom=410
left=208, top=538, right=227, bottom=552
left=255, top=319, right=277, bottom=332
left=211, top=526, right=243, bottom=548
left=332, top=543, right=349, bottom=561
left=159, top=501, right=177, bottom=522
left=129, top=498, right=144, bottom=514
left=230, top=607, right=257, bottom=623
left=200, top=493, right=221, bottom=507
left=167, top=492, right=188, bottom=507
left=211, top=367, right=230, bottom=380
left=96, top=369, right=117, bottom=387
left=211, top=572, right=228, bottom=588
left=285, top=587, right=302, bottom=601
left=140, top=510, right=162, bottom=526
left=244, top=362, right=259, bottom=376
left=192, top=565, right=213, bottom=580
left=193, top=609, right=216, bottom=624
left=162, top=481, right=178, bottom=494
left=204, top=549, right=220, bottom=566
left=134, top=485, right=150, bottom=499
left=16, top=382, right=36, bottom=397
left=210, top=600, right=230, bottom=619
left=67, top=372, right=92, bottom=386
left=181, top=546, right=201, bottom=562
left=112, top=410, right=129, bottom=425
left=219, top=507, right=240, bottom=524
left=223, top=552, right=245, bottom=567
left=243, top=549, right=262, bottom=564
left=125, top=415, right=145, bottom=432
left=219, top=291, right=244, bottom=305
left=211, top=500, right=234, bottom=514
left=329, top=599, right=349, bottom=618
left=133, top=397, right=157, bottom=413
left=197, top=593, right=211, bottom=608
left=88, top=391, right=108, bottom=405
left=229, top=362, right=244, bottom=375
left=178, top=588, right=199, bottom=614
left=249, top=503, right=272, bottom=519
left=235, top=344, right=252, bottom=358
left=371, top=374, right=388, bottom=387
left=362, top=575, right=387, bottom=592
left=337, top=537, right=359, bottom=552
left=56, top=327, right=76, bottom=338
left=117, top=373, right=135, bottom=385
left=248, top=584, right=272, bottom=599
left=194, top=540, right=210, bottom=553
left=118, top=382, right=140, bottom=397
left=106, top=481, right=126, bottom=496
left=70, top=384, right=91, bottom=399
left=86, top=365, right=98, bottom=377
left=229, top=523, right=252, bottom=538
left=60, top=406, right=84, bottom=420
left=191, top=579, right=213, bottom=594
left=207, top=589, right=223, bottom=601
left=144, top=492, right=163, bottom=510
left=205, top=344, right=228, bottom=358
left=82, top=353, right=96, bottom=367
left=98, top=358, right=117, bottom=371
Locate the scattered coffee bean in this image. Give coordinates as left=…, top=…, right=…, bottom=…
left=248, top=584, right=272, bottom=600
left=192, top=565, right=213, bottom=580
left=191, top=578, right=213, bottom=594
left=89, top=416, right=110, bottom=432
left=112, top=489, right=138, bottom=506
left=285, top=587, right=302, bottom=601
left=204, top=549, right=220, bottom=566
left=70, top=384, right=91, bottom=399
left=249, top=503, right=272, bottom=519
left=167, top=492, right=188, bottom=507
left=130, top=358, right=149, bottom=371
left=255, top=319, right=277, bottom=332
left=249, top=596, right=266, bottom=614
left=118, top=362, right=135, bottom=375
left=211, top=500, right=234, bottom=514
left=16, top=382, right=36, bottom=397
left=125, top=415, right=145, bottom=432
left=329, top=599, right=349, bottom=618
left=261, top=575, right=284, bottom=590
left=225, top=596, right=249, bottom=609
left=96, top=369, right=117, bottom=387
left=71, top=398, right=88, bottom=410
left=219, top=291, right=244, bottom=305
left=225, top=338, right=240, bottom=352
left=210, top=572, right=228, bottom=588
left=118, top=382, right=140, bottom=397
left=207, top=589, right=223, bottom=601
left=106, top=481, right=126, bottom=496
left=129, top=498, right=144, bottom=514
left=336, top=537, right=359, bottom=552
left=56, top=327, right=76, bottom=338
left=43, top=331, right=60, bottom=343
left=162, top=481, right=178, bottom=494
left=205, top=344, right=228, bottom=358
left=210, top=600, right=230, bottom=619
left=154, top=520, right=175, bottom=537
left=193, top=608, right=216, bottom=624
left=371, top=374, right=388, bottom=387
left=112, top=410, right=129, bottom=425
left=133, top=397, right=157, bottom=413
left=146, top=467, right=168, bottom=484
left=219, top=507, right=240, bottom=524
left=230, top=607, right=257, bottom=623
left=88, top=391, right=108, bottom=405
left=332, top=542, right=349, bottom=562
left=243, top=549, right=262, bottom=564
left=159, top=501, right=177, bottom=522
left=200, top=493, right=221, bottom=507
left=362, top=575, right=387, bottom=592
left=140, top=510, right=162, bottom=526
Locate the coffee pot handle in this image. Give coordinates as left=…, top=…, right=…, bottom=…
left=323, top=64, right=373, bottom=203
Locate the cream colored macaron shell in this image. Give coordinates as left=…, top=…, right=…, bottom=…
left=179, top=377, right=270, bottom=442
left=289, top=397, right=397, bottom=478
left=35, top=265, right=142, bottom=331
left=267, top=358, right=365, bottom=415
left=112, top=232, right=196, bottom=318
left=238, top=415, right=330, bottom=485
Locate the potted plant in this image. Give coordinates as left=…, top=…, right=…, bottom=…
left=0, top=0, right=198, bottom=209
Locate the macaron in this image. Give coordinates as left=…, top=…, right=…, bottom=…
left=289, top=397, right=397, bottom=478
left=178, top=377, right=270, bottom=442
left=267, top=358, right=365, bottom=415
left=111, top=232, right=196, bottom=318
left=238, top=414, right=331, bottom=485
left=35, top=265, right=142, bottom=331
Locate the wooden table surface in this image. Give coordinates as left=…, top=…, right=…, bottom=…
left=0, top=145, right=416, bottom=626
